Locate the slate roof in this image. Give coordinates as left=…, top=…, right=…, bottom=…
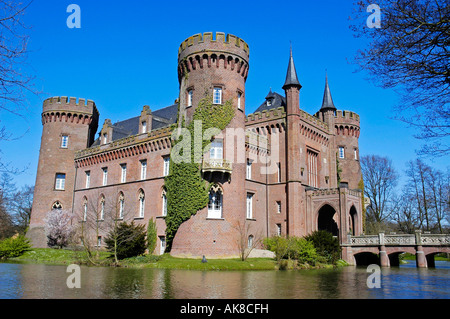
left=319, top=74, right=336, bottom=111
left=282, top=47, right=301, bottom=89
left=254, top=90, right=286, bottom=113
left=90, top=103, right=178, bottom=147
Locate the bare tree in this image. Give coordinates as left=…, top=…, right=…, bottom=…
left=10, top=184, right=33, bottom=232
left=0, top=0, right=36, bottom=174
left=350, top=0, right=450, bottom=156
left=361, top=155, right=399, bottom=230
left=234, top=220, right=263, bottom=261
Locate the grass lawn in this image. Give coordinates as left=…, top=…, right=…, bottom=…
left=10, top=248, right=278, bottom=270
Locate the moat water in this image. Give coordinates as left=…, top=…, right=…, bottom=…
left=0, top=260, right=448, bottom=299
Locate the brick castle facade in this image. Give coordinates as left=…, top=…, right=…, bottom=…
left=28, top=32, right=363, bottom=258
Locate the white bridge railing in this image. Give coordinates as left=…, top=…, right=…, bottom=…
left=348, top=232, right=450, bottom=246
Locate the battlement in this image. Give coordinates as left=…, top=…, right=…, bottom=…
left=179, top=32, right=249, bottom=58
left=43, top=96, right=96, bottom=109
left=334, top=110, right=360, bottom=124
left=245, top=107, right=286, bottom=124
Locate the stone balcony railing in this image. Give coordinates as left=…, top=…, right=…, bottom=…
left=202, top=159, right=233, bottom=174
left=346, top=232, right=450, bottom=246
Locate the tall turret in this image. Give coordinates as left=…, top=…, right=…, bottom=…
left=170, top=32, right=251, bottom=257
left=28, top=97, right=99, bottom=247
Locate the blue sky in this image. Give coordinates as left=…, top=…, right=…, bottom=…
left=1, top=0, right=448, bottom=189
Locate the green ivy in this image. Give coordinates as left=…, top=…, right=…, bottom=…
left=164, top=96, right=235, bottom=252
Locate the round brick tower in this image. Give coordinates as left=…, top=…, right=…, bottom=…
left=171, top=32, right=250, bottom=257
left=28, top=97, right=99, bottom=247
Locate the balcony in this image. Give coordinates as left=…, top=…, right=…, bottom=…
left=202, top=159, right=233, bottom=174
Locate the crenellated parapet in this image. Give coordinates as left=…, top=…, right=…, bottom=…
left=177, top=32, right=250, bottom=84
left=334, top=110, right=360, bottom=137
left=41, top=96, right=99, bottom=126
left=245, top=106, right=286, bottom=124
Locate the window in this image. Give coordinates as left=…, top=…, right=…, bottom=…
left=83, top=198, right=88, bottom=222
left=85, top=171, right=90, bottom=188
left=61, top=135, right=69, bottom=148
left=213, top=87, right=222, bottom=104
left=140, top=160, right=147, bottom=180
left=237, top=92, right=242, bottom=109
left=246, top=193, right=253, bottom=219
left=248, top=235, right=254, bottom=248
left=97, top=236, right=102, bottom=247
left=120, top=164, right=127, bottom=183
left=52, top=201, right=63, bottom=210
left=141, top=121, right=147, bottom=134
left=339, top=146, right=345, bottom=159
left=210, top=139, right=223, bottom=160
left=187, top=89, right=193, bottom=107
left=103, top=133, right=108, bottom=145
left=246, top=159, right=252, bottom=179
left=159, top=237, right=166, bottom=255
left=276, top=201, right=281, bottom=214
left=277, top=162, right=281, bottom=183
left=276, top=224, right=282, bottom=236
left=162, top=193, right=167, bottom=216
left=102, top=168, right=108, bottom=186
left=118, top=193, right=124, bottom=219
left=55, top=173, right=66, bottom=190
left=99, top=196, right=105, bottom=220
left=163, top=157, right=170, bottom=176
left=138, top=190, right=145, bottom=218
left=208, top=187, right=223, bottom=219
left=354, top=148, right=358, bottom=160
left=307, top=150, right=318, bottom=188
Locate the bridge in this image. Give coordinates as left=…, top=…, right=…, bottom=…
left=341, top=231, right=450, bottom=268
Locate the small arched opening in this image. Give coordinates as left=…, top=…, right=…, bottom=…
left=354, top=252, right=380, bottom=266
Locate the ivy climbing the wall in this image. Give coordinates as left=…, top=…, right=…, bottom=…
left=164, top=96, right=235, bottom=252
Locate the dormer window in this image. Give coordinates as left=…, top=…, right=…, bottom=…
left=103, top=133, right=108, bottom=145
left=141, top=121, right=147, bottom=134
left=267, top=99, right=272, bottom=107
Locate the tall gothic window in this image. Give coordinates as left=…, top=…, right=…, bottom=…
left=307, top=149, right=319, bottom=188
left=118, top=192, right=124, bottom=219
left=138, top=189, right=145, bottom=218
left=208, top=185, right=223, bottom=219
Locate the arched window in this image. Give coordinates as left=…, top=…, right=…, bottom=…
left=52, top=201, right=63, bottom=210
left=138, top=189, right=145, bottom=218
left=161, top=189, right=167, bottom=217
left=208, top=185, right=223, bottom=219
left=248, top=235, right=254, bottom=249
left=118, top=192, right=124, bottom=219
left=82, top=197, right=88, bottom=221
left=99, top=195, right=105, bottom=220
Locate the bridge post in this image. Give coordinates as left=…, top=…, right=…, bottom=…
left=415, top=230, right=427, bottom=268
left=379, top=232, right=390, bottom=267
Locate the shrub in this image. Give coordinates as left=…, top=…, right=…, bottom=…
left=105, top=222, right=147, bottom=260
left=305, top=230, right=341, bottom=264
left=286, top=237, right=318, bottom=265
left=0, top=235, right=31, bottom=259
left=147, top=218, right=157, bottom=254
left=264, top=236, right=318, bottom=266
left=263, top=236, right=289, bottom=262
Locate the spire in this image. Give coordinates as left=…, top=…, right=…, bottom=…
left=320, top=72, right=336, bottom=111
left=282, top=45, right=301, bottom=90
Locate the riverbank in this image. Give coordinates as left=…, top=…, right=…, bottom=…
left=9, top=248, right=341, bottom=271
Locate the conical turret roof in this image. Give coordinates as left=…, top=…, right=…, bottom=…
left=320, top=73, right=336, bottom=111
left=282, top=46, right=301, bottom=90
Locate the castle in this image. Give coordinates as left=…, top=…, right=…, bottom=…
left=28, top=32, right=363, bottom=258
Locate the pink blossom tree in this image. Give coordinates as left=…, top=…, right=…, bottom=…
left=44, top=209, right=76, bottom=249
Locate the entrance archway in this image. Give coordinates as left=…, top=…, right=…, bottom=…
left=317, top=204, right=338, bottom=236
left=349, top=206, right=357, bottom=236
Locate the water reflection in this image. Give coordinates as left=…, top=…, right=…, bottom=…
left=0, top=261, right=448, bottom=299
